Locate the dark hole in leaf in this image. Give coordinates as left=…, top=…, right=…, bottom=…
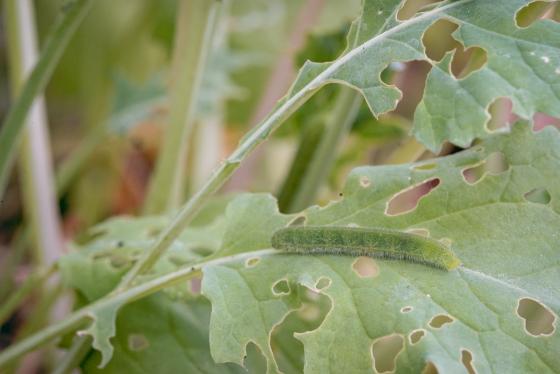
left=271, top=285, right=331, bottom=373
left=397, top=0, right=445, bottom=21
left=486, top=98, right=515, bottom=132
left=352, top=257, right=379, bottom=278
left=462, top=152, right=509, bottom=184
left=315, top=277, right=331, bottom=290
left=360, top=175, right=371, bottom=188
left=429, top=314, right=454, bottom=328
left=533, top=113, right=560, bottom=132
left=451, top=45, right=488, bottom=79
left=401, top=306, right=413, bottom=313
left=371, top=334, right=404, bottom=373
left=272, top=279, right=291, bottom=296
left=386, top=178, right=440, bottom=216
left=422, top=361, right=439, bottom=374
left=128, top=334, right=149, bottom=351
left=461, top=349, right=477, bottom=374
left=422, top=19, right=459, bottom=61
left=412, top=162, right=437, bottom=171
left=244, top=342, right=268, bottom=372
left=517, top=298, right=556, bottom=336
left=409, top=329, right=425, bottom=344
left=288, top=215, right=307, bottom=227
left=516, top=1, right=559, bottom=28
left=392, top=60, right=432, bottom=118
left=245, top=257, right=261, bottom=268
left=524, top=188, right=551, bottom=204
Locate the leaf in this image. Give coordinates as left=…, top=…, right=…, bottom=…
left=58, top=214, right=225, bottom=368
left=284, top=0, right=560, bottom=152
left=82, top=295, right=244, bottom=373
left=202, top=123, right=560, bottom=373
left=60, top=215, right=224, bottom=301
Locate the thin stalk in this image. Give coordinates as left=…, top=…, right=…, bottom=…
left=279, top=88, right=362, bottom=213
left=5, top=0, right=65, bottom=267
left=0, top=0, right=93, bottom=199
left=0, top=265, right=56, bottom=325
left=0, top=249, right=276, bottom=369
left=143, top=0, right=221, bottom=214
left=118, top=0, right=466, bottom=289
left=52, top=336, right=92, bottom=374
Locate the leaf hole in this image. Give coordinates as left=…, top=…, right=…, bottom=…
left=462, top=152, right=509, bottom=184
left=516, top=297, right=556, bottom=336
left=400, top=306, right=413, bottom=313
left=128, top=333, right=149, bottom=351
left=397, top=0, right=445, bottom=21
left=485, top=98, right=515, bottom=132
left=371, top=334, right=404, bottom=373
left=386, top=178, right=440, bottom=216
left=524, top=188, right=551, bottom=204
left=461, top=349, right=477, bottom=374
left=409, top=329, right=426, bottom=345
left=428, top=314, right=454, bottom=329
left=272, top=279, right=291, bottom=296
left=245, top=257, right=261, bottom=268
left=451, top=45, right=488, bottom=79
left=315, top=277, right=332, bottom=290
left=360, top=175, right=372, bottom=188
left=533, top=113, right=560, bottom=132
left=272, top=285, right=331, bottom=373
left=412, top=162, right=437, bottom=171
left=288, top=215, right=307, bottom=227
left=422, top=361, right=439, bottom=374
left=421, top=19, right=459, bottom=61
left=515, top=1, right=559, bottom=28
left=352, top=257, right=379, bottom=278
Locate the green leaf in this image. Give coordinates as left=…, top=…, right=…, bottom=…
left=60, top=215, right=224, bottom=301
left=284, top=0, right=560, bottom=152
left=414, top=0, right=560, bottom=150
left=82, top=295, right=244, bottom=373
left=202, top=123, right=560, bottom=373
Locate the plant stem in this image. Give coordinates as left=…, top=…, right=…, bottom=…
left=143, top=0, right=221, bottom=214
left=0, top=265, right=56, bottom=325
left=51, top=336, right=92, bottom=374
left=279, top=88, right=362, bottom=213
left=5, top=0, right=65, bottom=267
left=118, top=0, right=464, bottom=289
left=0, top=0, right=93, bottom=199
left=0, top=250, right=276, bottom=369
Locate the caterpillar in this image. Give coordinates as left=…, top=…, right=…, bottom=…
left=271, top=226, right=461, bottom=271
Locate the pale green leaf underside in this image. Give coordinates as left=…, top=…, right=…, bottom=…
left=202, top=124, right=560, bottom=373
left=288, top=0, right=560, bottom=151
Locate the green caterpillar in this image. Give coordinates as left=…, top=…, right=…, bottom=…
left=271, top=226, right=461, bottom=271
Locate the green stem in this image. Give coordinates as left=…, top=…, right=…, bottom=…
left=279, top=88, right=362, bottom=213
left=0, top=0, right=93, bottom=199
left=51, top=336, right=92, bottom=374
left=118, top=0, right=462, bottom=289
left=0, top=249, right=276, bottom=369
left=5, top=0, right=65, bottom=267
left=0, top=265, right=55, bottom=325
left=143, top=0, right=221, bottom=214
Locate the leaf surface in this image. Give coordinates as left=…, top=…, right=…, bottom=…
left=202, top=123, right=560, bottom=373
